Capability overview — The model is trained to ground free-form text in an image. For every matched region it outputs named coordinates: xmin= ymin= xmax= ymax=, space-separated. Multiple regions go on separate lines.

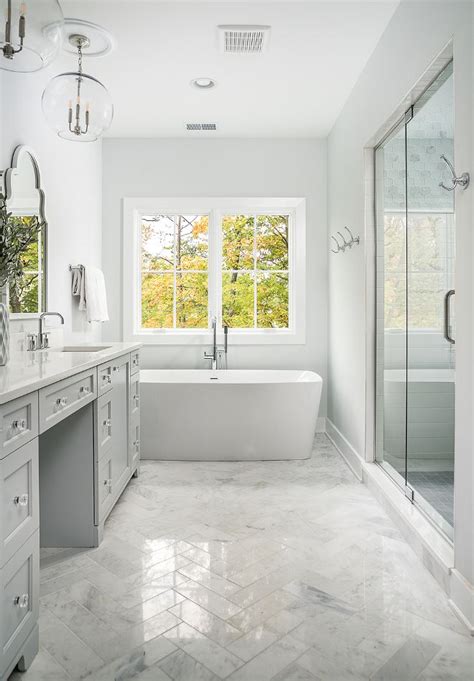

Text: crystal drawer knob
xmin=80 ymin=386 xmax=91 ymax=395
xmin=112 ymin=365 xmax=118 ymax=372
xmin=134 ymin=395 xmax=140 ymax=404
xmin=56 ymin=397 xmax=68 ymax=407
xmin=103 ymin=419 xmax=112 ymax=427
xmin=12 ymin=419 xmax=27 ymax=432
xmin=13 ymin=594 xmax=29 ymax=608
xmin=13 ymin=494 xmax=29 ymax=507
xmin=103 ymin=478 xmax=112 ymax=492
xmin=102 ymin=375 xmax=111 ymax=383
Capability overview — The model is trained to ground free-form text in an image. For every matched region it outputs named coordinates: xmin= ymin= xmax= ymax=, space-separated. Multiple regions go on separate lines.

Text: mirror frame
xmin=2 ymin=145 xmax=48 ymax=318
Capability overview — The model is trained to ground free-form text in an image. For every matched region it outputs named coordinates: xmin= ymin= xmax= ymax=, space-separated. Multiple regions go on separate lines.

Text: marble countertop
xmin=0 ymin=342 xmax=141 ymax=404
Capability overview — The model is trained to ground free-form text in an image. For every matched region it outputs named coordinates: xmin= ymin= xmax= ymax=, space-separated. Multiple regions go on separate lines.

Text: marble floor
xmin=10 ymin=435 xmax=473 ymax=681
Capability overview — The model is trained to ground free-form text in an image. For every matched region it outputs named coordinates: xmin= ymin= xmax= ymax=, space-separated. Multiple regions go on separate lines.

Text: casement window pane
xmin=140 ymin=214 xmax=209 ymax=330
xmin=141 ymin=273 xmax=174 ymax=328
xmin=222 ymin=215 xmax=254 ymax=270
xmin=256 ymin=215 xmax=289 ymax=270
xmin=176 ymin=272 xmax=208 ymax=328
xmin=222 ymin=271 xmax=254 ymax=327
xmin=256 ymin=272 xmax=289 ymax=328
xmin=177 ymin=215 xmax=208 ymax=271
xmin=141 ymin=215 xmax=174 ymax=270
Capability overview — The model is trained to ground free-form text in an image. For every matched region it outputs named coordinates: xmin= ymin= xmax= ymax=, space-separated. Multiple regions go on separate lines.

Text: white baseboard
xmin=449 ymin=569 xmax=474 ymax=635
xmin=325 ymin=418 xmax=363 ymax=480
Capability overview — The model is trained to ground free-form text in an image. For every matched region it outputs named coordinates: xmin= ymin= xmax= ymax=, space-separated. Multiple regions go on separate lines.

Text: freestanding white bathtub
xmin=140 ymin=369 xmax=323 ymax=461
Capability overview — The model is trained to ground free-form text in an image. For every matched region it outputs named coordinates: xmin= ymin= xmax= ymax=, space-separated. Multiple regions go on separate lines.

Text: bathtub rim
xmin=140 ymin=368 xmax=323 ymax=385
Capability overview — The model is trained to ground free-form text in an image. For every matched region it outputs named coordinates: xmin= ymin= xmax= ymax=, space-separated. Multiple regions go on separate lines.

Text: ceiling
xmin=60 ymin=1 xmax=400 ymax=138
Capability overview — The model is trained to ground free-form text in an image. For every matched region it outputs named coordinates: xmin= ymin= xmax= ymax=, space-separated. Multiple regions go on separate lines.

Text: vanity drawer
xmin=130 ymin=350 xmax=140 ymax=375
xmin=0 ymin=393 xmax=38 ymax=459
xmin=0 ymin=439 xmax=39 ymax=568
xmin=0 ymin=531 xmax=39 ymax=674
xmin=97 ymin=392 xmax=113 ymax=458
xmin=130 ymin=374 xmax=140 ymax=419
xmin=39 ymin=370 xmax=96 ymax=434
xmin=98 ymin=362 xmax=114 ymax=395
xmin=97 ymin=455 xmax=114 ymax=522
xmin=98 ymin=355 xmax=130 ymax=395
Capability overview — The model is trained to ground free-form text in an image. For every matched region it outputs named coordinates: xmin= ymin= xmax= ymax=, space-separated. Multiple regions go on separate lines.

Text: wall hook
xmin=344 ymin=226 xmax=360 ymax=247
xmin=330 ymin=235 xmax=341 ymax=254
xmin=439 ymin=154 xmax=470 ymax=191
xmin=337 ymin=230 xmax=351 ymax=250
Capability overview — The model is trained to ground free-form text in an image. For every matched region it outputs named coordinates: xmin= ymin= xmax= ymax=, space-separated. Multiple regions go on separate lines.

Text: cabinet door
xmin=110 ymin=355 xmax=130 ymax=493
xmin=0 ymin=439 xmax=39 ymax=568
xmin=0 ymin=531 xmax=39 ymax=678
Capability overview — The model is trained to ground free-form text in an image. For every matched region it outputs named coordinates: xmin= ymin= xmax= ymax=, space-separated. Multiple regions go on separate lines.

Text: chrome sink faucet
xmin=27 ymin=312 xmax=65 ymax=351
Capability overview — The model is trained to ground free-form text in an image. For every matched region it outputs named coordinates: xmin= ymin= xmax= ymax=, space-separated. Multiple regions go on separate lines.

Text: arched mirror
xmin=2 ymin=145 xmax=47 ymax=315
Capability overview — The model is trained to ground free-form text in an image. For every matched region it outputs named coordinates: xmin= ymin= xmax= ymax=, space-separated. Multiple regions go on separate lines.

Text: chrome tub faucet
xmin=204 ymin=317 xmax=229 ymax=369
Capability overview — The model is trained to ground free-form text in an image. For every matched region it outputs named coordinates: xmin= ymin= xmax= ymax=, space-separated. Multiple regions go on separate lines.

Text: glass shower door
xmin=405 ymin=64 xmax=455 ymax=537
xmin=375 ymin=61 xmax=455 ymax=538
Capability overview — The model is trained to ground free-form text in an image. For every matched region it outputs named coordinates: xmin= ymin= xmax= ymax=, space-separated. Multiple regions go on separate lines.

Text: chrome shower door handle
xmin=444 ymin=289 xmax=455 ymax=344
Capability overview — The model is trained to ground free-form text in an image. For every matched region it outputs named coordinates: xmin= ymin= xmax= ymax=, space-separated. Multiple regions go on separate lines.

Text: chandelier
xmin=0 ymin=0 xmax=64 ymax=72
xmin=42 ymin=33 xmax=113 ymax=142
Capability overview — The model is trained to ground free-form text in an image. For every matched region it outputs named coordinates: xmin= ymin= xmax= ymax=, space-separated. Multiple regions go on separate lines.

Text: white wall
xmin=327 ymin=0 xmax=473 ymax=621
xmin=102 ymin=138 xmax=328 ymax=413
xmin=1 ymin=66 xmax=103 ymax=343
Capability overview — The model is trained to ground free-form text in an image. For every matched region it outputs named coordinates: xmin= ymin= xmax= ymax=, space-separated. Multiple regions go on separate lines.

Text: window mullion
xmin=254 ymin=213 xmax=257 ymax=329
xmin=208 ymin=209 xmax=221 ymax=329
xmin=173 ymin=216 xmax=177 ymax=329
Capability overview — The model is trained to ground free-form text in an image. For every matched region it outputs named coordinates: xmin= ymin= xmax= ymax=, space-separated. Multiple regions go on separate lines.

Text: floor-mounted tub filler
xmin=141 ymin=369 xmax=322 ymax=460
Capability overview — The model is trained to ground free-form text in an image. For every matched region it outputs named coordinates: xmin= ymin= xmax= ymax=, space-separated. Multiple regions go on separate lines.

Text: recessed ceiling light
xmin=191 ymin=78 xmax=216 ymax=90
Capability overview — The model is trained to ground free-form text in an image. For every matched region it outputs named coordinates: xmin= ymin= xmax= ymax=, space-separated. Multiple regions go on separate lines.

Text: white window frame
xmin=123 ymin=197 xmax=306 ymax=345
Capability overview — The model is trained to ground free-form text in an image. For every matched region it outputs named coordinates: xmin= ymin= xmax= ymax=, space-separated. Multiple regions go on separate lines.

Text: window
xmin=9 ymin=216 xmax=46 ymax=315
xmin=124 ymin=198 xmax=305 ymax=344
xmin=141 ymin=214 xmax=209 ymax=329
xmin=222 ymin=215 xmax=289 ymax=329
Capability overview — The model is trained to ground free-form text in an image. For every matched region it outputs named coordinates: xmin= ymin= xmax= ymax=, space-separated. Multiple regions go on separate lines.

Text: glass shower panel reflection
xmin=406 ymin=64 xmax=455 ymax=535
xmin=375 ymin=121 xmax=407 ymax=486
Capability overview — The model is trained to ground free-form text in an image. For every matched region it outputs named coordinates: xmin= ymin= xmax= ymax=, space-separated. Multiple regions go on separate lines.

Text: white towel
xmin=72 ymin=265 xmax=109 ymax=323
xmin=84 ymin=266 xmax=109 ymax=323
xmin=71 ymin=266 xmax=86 ymax=311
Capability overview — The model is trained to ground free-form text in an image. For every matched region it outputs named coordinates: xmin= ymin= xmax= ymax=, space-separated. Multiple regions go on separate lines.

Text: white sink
xmin=55 ymin=345 xmax=112 ymax=353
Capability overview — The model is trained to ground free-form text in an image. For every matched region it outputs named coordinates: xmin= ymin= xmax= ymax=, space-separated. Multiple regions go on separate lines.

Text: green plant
xmin=0 ymin=193 xmax=44 ymax=293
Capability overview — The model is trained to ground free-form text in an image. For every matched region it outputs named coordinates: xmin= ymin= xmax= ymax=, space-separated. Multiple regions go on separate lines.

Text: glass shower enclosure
xmin=375 ymin=62 xmax=455 ymax=538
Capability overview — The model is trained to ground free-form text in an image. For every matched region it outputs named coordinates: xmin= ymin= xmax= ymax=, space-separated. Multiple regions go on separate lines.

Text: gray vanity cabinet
xmin=0 ymin=346 xmax=140 ymax=680
xmin=95 ymin=353 xmax=135 ymax=526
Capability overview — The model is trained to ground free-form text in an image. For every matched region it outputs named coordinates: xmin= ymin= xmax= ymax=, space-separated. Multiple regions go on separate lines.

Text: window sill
xmin=125 ymin=330 xmax=306 ymax=346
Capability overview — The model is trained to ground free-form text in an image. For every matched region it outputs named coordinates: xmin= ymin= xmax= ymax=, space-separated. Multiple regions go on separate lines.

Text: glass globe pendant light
xmin=0 ymin=0 xmax=64 ymax=72
xmin=42 ymin=34 xmax=113 ymax=142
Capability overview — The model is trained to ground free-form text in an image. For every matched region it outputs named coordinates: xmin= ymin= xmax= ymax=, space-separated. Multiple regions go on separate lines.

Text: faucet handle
xmin=40 ymin=332 xmax=50 ymax=349
xmin=27 ymin=334 xmax=37 ymax=352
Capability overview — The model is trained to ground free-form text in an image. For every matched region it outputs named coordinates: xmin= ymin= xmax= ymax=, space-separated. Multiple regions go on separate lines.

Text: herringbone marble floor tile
xmin=9 ymin=435 xmax=473 ymax=681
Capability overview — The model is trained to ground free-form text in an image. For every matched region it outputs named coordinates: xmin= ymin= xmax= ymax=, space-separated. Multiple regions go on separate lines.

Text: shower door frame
xmin=372 ymin=59 xmax=455 ymax=541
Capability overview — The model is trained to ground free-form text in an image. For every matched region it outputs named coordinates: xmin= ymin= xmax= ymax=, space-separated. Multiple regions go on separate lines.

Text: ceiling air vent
xmin=186 ymin=123 xmax=217 ymax=131
xmin=218 ymin=25 xmax=271 ymax=54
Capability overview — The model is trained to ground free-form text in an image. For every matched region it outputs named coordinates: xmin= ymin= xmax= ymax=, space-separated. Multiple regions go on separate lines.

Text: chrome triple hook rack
xmin=439 ymin=154 xmax=470 ymax=191
xmin=330 ymin=226 xmax=360 ymax=254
